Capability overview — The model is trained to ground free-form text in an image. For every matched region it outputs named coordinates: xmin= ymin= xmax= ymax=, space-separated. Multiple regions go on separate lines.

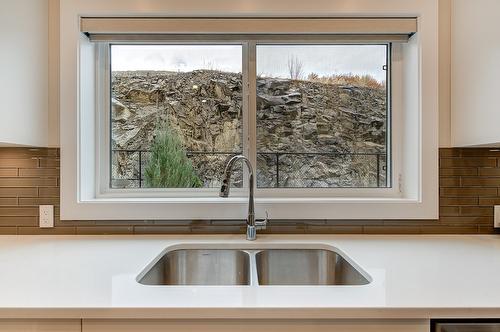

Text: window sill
xmin=61 ymin=196 xmax=437 ymax=221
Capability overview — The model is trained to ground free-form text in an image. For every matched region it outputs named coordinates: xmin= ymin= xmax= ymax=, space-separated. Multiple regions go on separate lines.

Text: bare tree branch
xmin=287 ymin=55 xmax=304 ymax=80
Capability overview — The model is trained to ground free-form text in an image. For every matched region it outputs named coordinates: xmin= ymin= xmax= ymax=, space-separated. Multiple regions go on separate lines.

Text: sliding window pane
xmin=256 ymin=44 xmax=389 ymax=188
xmin=110 ymin=45 xmax=243 ymax=189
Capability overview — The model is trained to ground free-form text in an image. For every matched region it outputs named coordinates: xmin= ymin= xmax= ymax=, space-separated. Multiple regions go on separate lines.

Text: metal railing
xmin=257 ymin=151 xmax=387 ymax=188
xmin=111 ymin=149 xmax=387 ymax=188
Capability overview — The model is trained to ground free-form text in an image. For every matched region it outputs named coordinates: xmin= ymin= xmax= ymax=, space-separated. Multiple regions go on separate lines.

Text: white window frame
xmin=60 ymin=5 xmax=439 ymax=222
xmin=97 ymin=40 xmax=399 ymax=199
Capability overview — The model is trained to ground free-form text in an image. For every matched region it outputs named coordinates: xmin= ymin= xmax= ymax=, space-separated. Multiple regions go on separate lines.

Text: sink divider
xmin=245 ymin=250 xmax=261 ymax=286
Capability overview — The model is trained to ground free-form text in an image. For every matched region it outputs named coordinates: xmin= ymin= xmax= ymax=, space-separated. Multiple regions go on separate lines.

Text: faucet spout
xmin=220 ymin=155 xmax=267 ymax=240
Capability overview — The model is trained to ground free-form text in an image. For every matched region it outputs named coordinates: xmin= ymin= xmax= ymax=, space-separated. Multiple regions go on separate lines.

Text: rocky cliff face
xmin=256 ymin=78 xmax=386 ymax=153
xmin=111 ymin=70 xmax=387 ymax=188
xmin=112 ymin=70 xmax=243 ymax=152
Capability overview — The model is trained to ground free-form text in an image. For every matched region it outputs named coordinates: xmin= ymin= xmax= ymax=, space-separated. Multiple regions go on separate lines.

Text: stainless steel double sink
xmin=138 ymin=248 xmax=370 ymax=286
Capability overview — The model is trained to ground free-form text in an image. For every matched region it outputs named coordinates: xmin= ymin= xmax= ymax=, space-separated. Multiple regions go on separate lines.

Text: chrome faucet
xmin=220 ymin=155 xmax=268 ymax=241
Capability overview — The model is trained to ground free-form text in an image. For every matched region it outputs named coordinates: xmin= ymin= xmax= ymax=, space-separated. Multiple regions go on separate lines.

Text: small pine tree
xmin=144 ymin=124 xmax=203 ymax=188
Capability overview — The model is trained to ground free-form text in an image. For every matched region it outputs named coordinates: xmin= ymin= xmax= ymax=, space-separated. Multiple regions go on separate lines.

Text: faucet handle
xmin=219 ymin=178 xmax=230 ymax=197
xmin=255 ymin=211 xmax=269 ymax=230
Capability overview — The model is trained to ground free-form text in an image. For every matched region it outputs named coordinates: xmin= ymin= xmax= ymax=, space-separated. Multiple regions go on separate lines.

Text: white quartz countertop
xmin=0 ymin=234 xmax=500 ymax=319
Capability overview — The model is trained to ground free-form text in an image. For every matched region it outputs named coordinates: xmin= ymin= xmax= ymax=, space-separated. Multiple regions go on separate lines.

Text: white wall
xmin=451 ymin=0 xmax=500 ymax=147
xmin=48 ymin=0 xmax=60 ymax=147
xmin=438 ymin=0 xmax=451 ymax=147
xmin=0 ymin=0 xmax=49 ymax=147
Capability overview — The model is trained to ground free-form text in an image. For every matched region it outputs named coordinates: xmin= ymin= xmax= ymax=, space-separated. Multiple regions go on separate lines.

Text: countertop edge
xmin=1 ymin=307 xmax=500 ymax=320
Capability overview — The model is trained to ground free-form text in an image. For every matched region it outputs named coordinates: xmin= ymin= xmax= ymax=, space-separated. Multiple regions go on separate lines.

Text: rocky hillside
xmin=111 ymin=70 xmax=387 ymax=188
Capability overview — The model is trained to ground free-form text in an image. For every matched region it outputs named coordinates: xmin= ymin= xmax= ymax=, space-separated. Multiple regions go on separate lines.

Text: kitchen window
xmin=60 ymin=16 xmax=438 ymax=220
xmin=107 ymin=42 xmax=390 ymax=191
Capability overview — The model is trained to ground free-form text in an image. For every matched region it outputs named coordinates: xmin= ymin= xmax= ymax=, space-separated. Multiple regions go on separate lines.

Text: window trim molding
xmin=81 ymin=17 xmax=417 ymax=37
xmin=60 ymin=6 xmax=439 ymax=221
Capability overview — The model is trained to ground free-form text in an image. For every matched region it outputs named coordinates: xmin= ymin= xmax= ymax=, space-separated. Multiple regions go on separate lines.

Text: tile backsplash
xmin=0 ymin=147 xmax=498 ymax=235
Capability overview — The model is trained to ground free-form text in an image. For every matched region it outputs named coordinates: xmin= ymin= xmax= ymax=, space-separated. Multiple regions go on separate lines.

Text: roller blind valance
xmin=81 ymin=17 xmax=417 ymax=42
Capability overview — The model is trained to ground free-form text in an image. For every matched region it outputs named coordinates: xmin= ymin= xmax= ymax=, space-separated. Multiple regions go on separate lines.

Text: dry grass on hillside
xmin=306 ymin=73 xmax=385 ymax=89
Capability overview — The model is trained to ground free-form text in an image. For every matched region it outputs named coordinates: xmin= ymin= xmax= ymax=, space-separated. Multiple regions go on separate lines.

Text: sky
xmin=111 ymin=44 xmax=387 ymax=82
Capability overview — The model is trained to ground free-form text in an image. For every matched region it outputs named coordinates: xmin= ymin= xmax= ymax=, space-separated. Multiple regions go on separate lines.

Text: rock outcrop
xmin=111 ymin=70 xmax=387 ymax=188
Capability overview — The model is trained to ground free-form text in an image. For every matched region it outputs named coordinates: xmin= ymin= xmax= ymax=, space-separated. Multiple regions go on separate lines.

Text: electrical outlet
xmin=39 ymin=205 xmax=54 ymax=228
xmin=495 ymin=206 xmax=500 ymax=228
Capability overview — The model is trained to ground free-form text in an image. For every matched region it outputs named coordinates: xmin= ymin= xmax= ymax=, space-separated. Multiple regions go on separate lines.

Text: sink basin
xmin=138 ymin=249 xmax=250 ymax=285
xmin=137 ymin=247 xmax=370 ymax=286
xmin=256 ymin=249 xmax=369 ymax=285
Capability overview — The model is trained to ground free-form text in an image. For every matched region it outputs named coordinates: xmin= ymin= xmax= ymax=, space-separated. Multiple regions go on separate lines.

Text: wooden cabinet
xmin=0 ymin=318 xmax=429 ymax=331
xmin=0 ymin=320 xmax=80 ymax=332
xmin=451 ymin=0 xmax=500 ymax=147
xmin=82 ymin=319 xmax=429 ymax=332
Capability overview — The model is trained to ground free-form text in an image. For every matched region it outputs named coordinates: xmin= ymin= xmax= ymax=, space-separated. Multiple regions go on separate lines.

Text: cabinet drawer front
xmin=83 ymin=319 xmax=429 ymax=332
xmin=0 ymin=320 xmax=80 ymax=332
